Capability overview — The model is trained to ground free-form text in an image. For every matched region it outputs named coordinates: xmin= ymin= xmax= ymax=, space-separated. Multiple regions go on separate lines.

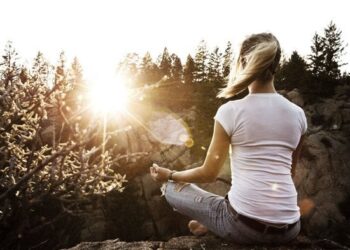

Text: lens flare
xmin=148 ymin=112 xmax=192 ymax=146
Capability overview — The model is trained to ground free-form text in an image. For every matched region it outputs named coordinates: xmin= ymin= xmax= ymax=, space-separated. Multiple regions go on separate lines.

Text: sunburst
xmin=87 ymin=74 xmax=130 ymax=115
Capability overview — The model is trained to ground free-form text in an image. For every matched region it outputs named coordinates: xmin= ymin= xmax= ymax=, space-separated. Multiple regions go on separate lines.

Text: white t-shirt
xmin=214 ymin=92 xmax=307 ymax=224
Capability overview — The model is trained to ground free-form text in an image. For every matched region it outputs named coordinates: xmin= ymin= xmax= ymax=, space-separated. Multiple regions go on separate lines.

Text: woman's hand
xmin=150 ymin=163 xmax=172 ymax=183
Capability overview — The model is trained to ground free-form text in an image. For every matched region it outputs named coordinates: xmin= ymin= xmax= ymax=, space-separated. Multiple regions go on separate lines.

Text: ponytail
xmin=218 ymin=33 xmax=281 ymax=98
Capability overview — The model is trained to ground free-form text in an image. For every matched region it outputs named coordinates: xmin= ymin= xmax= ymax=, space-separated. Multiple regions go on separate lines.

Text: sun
xmin=87 ymin=75 xmax=130 ymax=114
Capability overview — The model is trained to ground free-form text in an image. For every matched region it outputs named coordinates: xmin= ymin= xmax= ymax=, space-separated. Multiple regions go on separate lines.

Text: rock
xmin=80 ymin=221 xmax=106 ymax=242
xmin=151 ymin=144 xmax=192 ymax=170
xmin=174 ymin=149 xmax=192 ymax=168
xmin=63 ymin=88 xmax=350 ymax=249
xmin=64 ymin=235 xmax=348 ymax=250
xmin=139 ymin=174 xmax=162 ymax=200
xmin=314 ymin=99 xmax=344 ymax=124
xmin=147 ymin=196 xmax=171 ymax=221
xmin=140 ymin=220 xmax=156 ymax=239
xmin=341 ymin=108 xmax=350 ymax=124
xmin=295 ymin=129 xmax=350 ymax=238
xmin=334 ymin=85 xmax=350 ymax=100
xmin=140 ymin=134 xmax=153 ymax=153
xmin=278 ymin=89 xmax=288 ymax=96
xmin=287 ymin=88 xmax=305 ymax=107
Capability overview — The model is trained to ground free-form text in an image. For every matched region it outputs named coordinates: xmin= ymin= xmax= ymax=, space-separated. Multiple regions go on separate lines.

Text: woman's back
xmin=215 ymin=92 xmax=307 ymax=224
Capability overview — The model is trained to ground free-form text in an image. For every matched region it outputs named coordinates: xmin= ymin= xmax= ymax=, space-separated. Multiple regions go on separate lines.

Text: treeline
xmin=1 ymin=21 xmax=348 ymax=102
xmin=117 ymin=21 xmax=349 ymax=102
xmin=275 ymin=21 xmax=349 ymax=99
xmin=117 ymin=40 xmax=233 ymax=88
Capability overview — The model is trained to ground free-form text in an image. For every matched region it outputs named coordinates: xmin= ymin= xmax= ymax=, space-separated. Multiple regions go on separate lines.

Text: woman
xmin=150 ymin=33 xmax=307 ymax=244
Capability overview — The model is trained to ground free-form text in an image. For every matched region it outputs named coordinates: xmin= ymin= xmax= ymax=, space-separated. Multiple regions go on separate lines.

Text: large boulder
xmin=294 ymin=129 xmax=350 ymax=240
xmin=286 ymin=88 xmax=305 ymax=107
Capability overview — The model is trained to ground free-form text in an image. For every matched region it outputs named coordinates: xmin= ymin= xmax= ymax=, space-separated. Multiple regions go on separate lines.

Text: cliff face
xmin=285 ymin=86 xmax=350 ymax=243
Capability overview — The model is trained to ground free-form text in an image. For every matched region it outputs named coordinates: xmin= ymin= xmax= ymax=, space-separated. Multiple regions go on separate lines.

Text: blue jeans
xmin=164 ymin=181 xmax=301 ymax=244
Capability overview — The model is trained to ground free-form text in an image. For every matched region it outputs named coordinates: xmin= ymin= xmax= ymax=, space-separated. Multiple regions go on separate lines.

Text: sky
xmin=0 ymin=0 xmax=349 ymax=83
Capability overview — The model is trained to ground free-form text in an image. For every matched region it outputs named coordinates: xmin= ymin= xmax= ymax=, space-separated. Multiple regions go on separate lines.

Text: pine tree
xmin=170 ymin=53 xmax=183 ymax=82
xmin=0 ymin=41 xmax=20 ymax=86
xmin=307 ymin=22 xmax=347 ymax=98
xmin=183 ymin=54 xmax=195 ymax=84
xmin=323 ymin=21 xmax=347 ymax=79
xmin=159 ymin=47 xmax=171 ymax=79
xmin=55 ymin=51 xmax=67 ymax=88
xmin=117 ymin=53 xmax=140 ymax=87
xmin=139 ymin=52 xmax=160 ymax=85
xmin=309 ymin=22 xmax=346 ymax=80
xmin=69 ymin=57 xmax=84 ymax=86
xmin=277 ymin=51 xmax=310 ymax=91
xmin=208 ymin=47 xmax=223 ymax=86
xmin=308 ymin=33 xmax=325 ymax=78
xmin=193 ymin=40 xmax=208 ymax=83
xmin=66 ymin=57 xmax=85 ymax=110
xmin=222 ymin=41 xmax=233 ymax=79
xmin=32 ymin=51 xmax=51 ymax=85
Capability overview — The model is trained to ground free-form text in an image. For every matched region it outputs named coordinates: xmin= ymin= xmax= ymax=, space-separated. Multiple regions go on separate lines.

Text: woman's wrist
xmin=168 ymin=170 xmax=177 ymax=181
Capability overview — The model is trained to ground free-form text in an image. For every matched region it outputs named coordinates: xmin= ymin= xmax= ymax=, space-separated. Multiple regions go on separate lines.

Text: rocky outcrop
xmin=286 ymin=88 xmax=305 ymax=107
xmin=65 ymin=235 xmax=349 ymax=250
xmin=67 ymin=87 xmax=350 ymax=247
xmin=286 ymin=86 xmax=350 ymax=243
xmin=76 ymin=108 xmax=196 ymax=242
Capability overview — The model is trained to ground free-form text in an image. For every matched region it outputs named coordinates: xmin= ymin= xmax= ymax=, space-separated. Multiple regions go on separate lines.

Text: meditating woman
xmin=150 ymin=33 xmax=307 ymax=244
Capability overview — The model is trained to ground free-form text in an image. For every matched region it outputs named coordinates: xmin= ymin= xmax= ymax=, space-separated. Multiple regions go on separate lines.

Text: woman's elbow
xmin=207 ymin=175 xmax=217 ymax=183
xmin=199 ymin=165 xmax=219 ymax=183
xmin=203 ymin=169 xmax=218 ymax=183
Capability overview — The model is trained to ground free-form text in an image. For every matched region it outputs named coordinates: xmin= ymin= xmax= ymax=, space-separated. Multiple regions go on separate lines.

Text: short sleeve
xmin=214 ymin=103 xmax=234 ymax=137
xmin=300 ymin=109 xmax=308 ymax=135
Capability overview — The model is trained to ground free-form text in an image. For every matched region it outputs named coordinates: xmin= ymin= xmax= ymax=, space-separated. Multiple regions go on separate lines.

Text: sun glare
xmin=87 ymin=75 xmax=130 ymax=114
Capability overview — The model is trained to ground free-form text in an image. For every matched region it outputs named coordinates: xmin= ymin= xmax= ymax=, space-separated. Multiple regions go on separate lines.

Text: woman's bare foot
xmin=188 ymin=220 xmax=208 ymax=236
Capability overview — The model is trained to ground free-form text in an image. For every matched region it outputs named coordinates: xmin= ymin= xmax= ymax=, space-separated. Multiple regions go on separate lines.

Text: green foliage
xmin=275 ymin=51 xmax=311 ymax=91
xmin=323 ymin=21 xmax=346 ymax=79
xmin=208 ymin=47 xmax=223 ymax=87
xmin=306 ymin=21 xmax=348 ymax=98
xmin=183 ymin=54 xmax=195 ymax=85
xmin=170 ymin=53 xmax=183 ymax=82
xmin=193 ymin=40 xmax=209 ymax=83
xmin=159 ymin=47 xmax=172 ymax=79
xmin=117 ymin=53 xmax=140 ymax=87
xmin=222 ymin=41 xmax=233 ymax=79
xmin=309 ymin=33 xmax=326 ymax=78
xmin=139 ymin=52 xmax=161 ymax=85
xmin=274 ymin=21 xmax=348 ymax=101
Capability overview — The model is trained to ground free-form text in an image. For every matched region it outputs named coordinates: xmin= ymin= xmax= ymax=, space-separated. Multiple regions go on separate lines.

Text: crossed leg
xmin=163 ymin=181 xmax=237 ymax=240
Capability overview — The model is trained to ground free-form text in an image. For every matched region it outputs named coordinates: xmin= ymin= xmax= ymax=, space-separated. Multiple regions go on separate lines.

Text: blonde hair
xmin=217 ymin=33 xmax=281 ymax=98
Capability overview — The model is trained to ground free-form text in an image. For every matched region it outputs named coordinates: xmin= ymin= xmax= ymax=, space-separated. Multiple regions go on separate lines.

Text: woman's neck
xmin=248 ymin=79 xmax=276 ymax=94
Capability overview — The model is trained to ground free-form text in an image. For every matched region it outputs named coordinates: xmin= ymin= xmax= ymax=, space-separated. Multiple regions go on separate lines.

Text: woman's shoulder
xmin=219 ymin=98 xmax=246 ymax=109
xmin=277 ymin=94 xmax=305 ymax=113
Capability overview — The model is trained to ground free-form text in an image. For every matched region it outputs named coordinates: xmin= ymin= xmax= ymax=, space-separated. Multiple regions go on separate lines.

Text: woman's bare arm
xmin=150 ymin=120 xmax=230 ymax=183
xmin=170 ymin=121 xmax=230 ymax=183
